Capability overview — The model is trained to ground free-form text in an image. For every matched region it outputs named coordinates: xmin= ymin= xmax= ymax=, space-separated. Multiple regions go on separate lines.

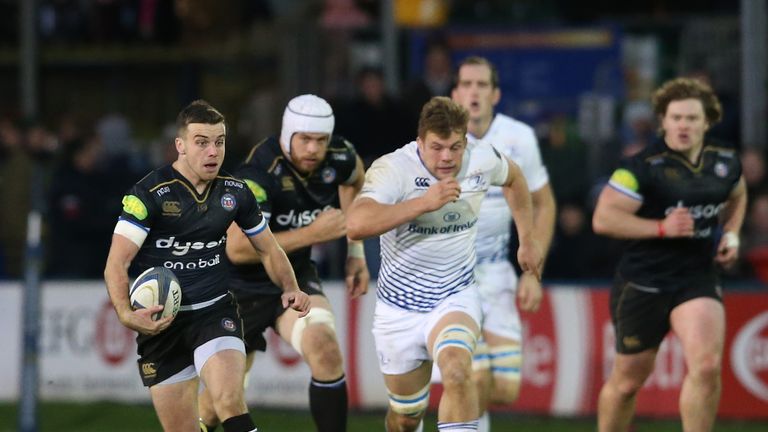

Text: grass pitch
xmin=0 ymin=402 xmax=766 ymax=431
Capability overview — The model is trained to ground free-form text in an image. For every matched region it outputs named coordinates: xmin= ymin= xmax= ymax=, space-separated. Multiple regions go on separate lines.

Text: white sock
xmin=437 ymin=419 xmax=479 ymax=431
xmin=477 ymin=411 xmax=490 ymax=432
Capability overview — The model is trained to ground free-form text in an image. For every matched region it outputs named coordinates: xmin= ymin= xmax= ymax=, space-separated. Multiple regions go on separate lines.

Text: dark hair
xmin=176 ymin=100 xmax=225 ymax=136
xmin=417 ymin=96 xmax=468 ymax=140
xmin=455 ymin=56 xmax=499 ymax=88
xmin=652 ymin=78 xmax=723 ymax=126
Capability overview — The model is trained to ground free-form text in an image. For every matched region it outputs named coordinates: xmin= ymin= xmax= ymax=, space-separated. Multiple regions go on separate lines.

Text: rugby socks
xmin=221 ymin=413 xmax=257 ymax=432
xmin=309 ymin=375 xmax=348 ymax=432
xmin=477 ymin=411 xmax=490 ymax=432
xmin=437 ymin=419 xmax=480 ymax=431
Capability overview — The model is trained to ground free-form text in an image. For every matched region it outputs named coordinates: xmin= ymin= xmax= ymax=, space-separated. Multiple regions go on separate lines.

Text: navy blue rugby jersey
xmin=607 ymin=139 xmax=742 ymax=289
xmin=118 ymin=165 xmax=266 ymax=305
xmin=230 ymin=135 xmax=358 ymax=294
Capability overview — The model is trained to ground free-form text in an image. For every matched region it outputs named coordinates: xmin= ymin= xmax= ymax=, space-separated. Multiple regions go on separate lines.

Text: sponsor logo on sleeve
xmin=244 ymin=179 xmax=268 ymax=203
xmin=610 ymin=168 xmax=639 ymax=192
xmin=122 ymin=195 xmax=148 ymax=220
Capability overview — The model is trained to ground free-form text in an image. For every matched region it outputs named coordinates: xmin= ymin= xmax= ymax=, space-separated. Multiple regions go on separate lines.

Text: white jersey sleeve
xmin=358 ymin=153 xmax=405 ymax=205
xmin=472 ymin=114 xmax=549 ymax=264
xmin=488 ymin=146 xmax=510 ymax=187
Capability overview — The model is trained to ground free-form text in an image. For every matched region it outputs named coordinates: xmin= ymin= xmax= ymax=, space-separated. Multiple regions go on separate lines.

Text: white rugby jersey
xmin=360 ymin=141 xmax=509 ymax=312
xmin=471 ymin=114 xmax=549 ymax=264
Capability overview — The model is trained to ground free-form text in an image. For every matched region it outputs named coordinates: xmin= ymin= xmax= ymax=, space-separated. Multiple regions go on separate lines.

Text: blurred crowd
xmin=1 ymin=0 xmax=277 ymax=46
xmin=1 ymin=56 xmax=766 ymax=286
xmin=1 ymin=0 xmax=765 ymax=287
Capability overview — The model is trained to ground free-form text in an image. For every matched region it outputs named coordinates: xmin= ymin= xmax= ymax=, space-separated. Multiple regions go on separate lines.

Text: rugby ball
xmin=129 ymin=267 xmax=182 ymax=320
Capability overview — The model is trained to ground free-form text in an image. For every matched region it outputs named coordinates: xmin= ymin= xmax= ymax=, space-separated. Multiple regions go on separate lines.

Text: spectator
xmin=620 ymin=101 xmax=655 ymax=157
xmin=46 ymin=133 xmax=117 ymax=278
xmin=402 ymin=39 xmax=454 ymax=133
xmin=334 ymin=66 xmax=409 ymax=167
xmin=740 ymin=148 xmax=767 ymax=197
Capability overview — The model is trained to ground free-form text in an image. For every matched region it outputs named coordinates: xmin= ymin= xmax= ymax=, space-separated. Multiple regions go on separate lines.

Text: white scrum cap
xmin=280 ymin=94 xmax=335 ymax=155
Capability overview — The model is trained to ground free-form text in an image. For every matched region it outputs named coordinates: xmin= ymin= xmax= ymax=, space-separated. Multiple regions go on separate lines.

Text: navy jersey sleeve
xmin=608 ymin=154 xmax=648 ymax=201
xmin=729 ymin=152 xmax=743 ymax=190
xmin=331 ymin=136 xmax=360 ymax=185
xmin=233 ymin=179 xmax=267 ymax=237
xmin=235 ymin=163 xmax=276 ymax=218
xmin=119 ymin=183 xmax=160 ymax=230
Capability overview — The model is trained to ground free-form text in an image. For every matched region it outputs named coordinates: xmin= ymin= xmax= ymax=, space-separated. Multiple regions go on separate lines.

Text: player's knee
xmin=211 ymin=387 xmax=244 ymax=414
xmin=293 ymin=308 xmax=342 ymax=374
xmin=689 ymin=352 xmax=722 ymax=382
xmin=688 ymin=353 xmax=722 ymax=377
xmin=441 ymin=363 xmax=473 ymax=392
xmin=302 ymin=320 xmax=339 ymax=352
xmin=302 ymin=325 xmax=343 ymax=373
xmin=290 ymin=307 xmax=337 ymax=353
xmin=387 ymin=384 xmax=430 ymax=423
xmin=438 ymin=351 xmax=473 ymax=391
xmin=434 ymin=325 xmax=476 ymax=390
xmin=613 ymin=375 xmax=646 ymax=397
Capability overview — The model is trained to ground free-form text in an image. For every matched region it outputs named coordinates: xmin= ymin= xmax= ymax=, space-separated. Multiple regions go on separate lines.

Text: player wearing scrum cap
xmin=198 ymin=94 xmax=368 ymax=432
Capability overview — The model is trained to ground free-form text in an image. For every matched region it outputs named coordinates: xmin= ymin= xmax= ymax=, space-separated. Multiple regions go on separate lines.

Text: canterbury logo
xmin=414 ymin=177 xmax=430 ymax=188
xmin=141 ymin=363 xmax=157 ymax=376
xmin=162 ymin=201 xmax=181 ymax=215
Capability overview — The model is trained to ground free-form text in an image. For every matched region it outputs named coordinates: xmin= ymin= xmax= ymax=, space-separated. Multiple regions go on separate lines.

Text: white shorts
xmin=372 ymin=286 xmax=482 ymax=375
xmin=476 ymin=261 xmax=522 ymax=342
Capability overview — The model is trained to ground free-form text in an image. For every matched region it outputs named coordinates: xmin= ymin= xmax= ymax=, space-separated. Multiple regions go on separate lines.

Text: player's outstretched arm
xmin=339 ymin=155 xmax=370 ymax=298
xmin=225 ymin=222 xmax=262 ymax=264
xmin=530 ymin=183 xmax=557 ymax=265
xmin=716 ymin=176 xmax=747 ymax=267
xmin=246 ymin=226 xmax=310 ymax=317
xmin=104 ymin=234 xmax=172 ymax=335
xmin=501 ymin=159 xmax=541 ymax=276
xmin=347 ymin=177 xmax=461 ymax=240
xmin=226 ymin=211 xmax=347 ymax=265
